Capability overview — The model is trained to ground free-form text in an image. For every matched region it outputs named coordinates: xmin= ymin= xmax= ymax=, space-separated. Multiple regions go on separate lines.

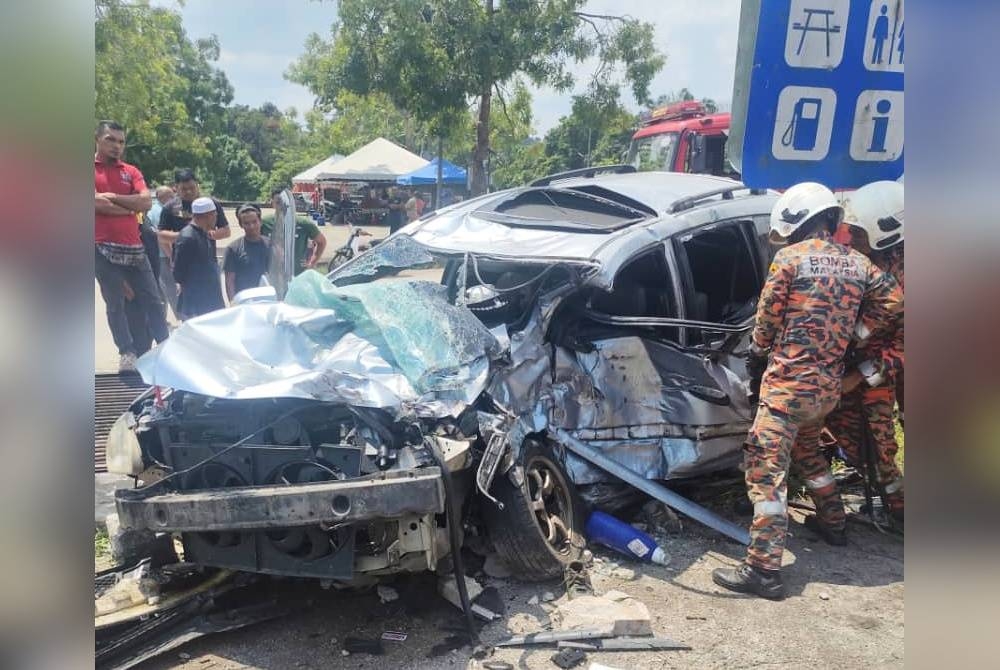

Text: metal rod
xmin=554 ymin=428 xmax=751 ymax=545
xmin=497 ymin=627 xmax=612 ymax=647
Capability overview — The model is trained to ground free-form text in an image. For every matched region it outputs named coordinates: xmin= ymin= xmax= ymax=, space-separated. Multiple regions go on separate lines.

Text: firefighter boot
xmin=712 ymin=563 xmax=785 ymax=600
xmin=804 ymin=514 xmax=847 ymax=546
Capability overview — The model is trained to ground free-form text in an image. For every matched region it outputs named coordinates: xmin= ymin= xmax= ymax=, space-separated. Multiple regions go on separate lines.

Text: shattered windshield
xmin=327 ymin=234 xmax=441 ymax=286
xmin=285 ymin=270 xmax=499 ymax=394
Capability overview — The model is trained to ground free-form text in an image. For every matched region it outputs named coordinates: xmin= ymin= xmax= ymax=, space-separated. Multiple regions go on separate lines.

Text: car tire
xmin=484 ymin=438 xmax=586 ymax=581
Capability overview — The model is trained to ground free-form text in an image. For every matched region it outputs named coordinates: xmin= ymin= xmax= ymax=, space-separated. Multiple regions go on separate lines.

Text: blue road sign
xmin=729 ymin=0 xmax=904 ymax=189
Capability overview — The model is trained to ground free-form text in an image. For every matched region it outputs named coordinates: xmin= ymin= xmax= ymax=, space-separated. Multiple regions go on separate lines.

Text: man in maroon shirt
xmin=94 ymin=120 xmax=169 ymax=373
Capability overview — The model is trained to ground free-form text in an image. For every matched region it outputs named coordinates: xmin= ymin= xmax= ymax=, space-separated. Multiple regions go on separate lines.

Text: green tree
xmin=225 ymin=103 xmax=302 ymax=174
xmin=206 ymin=135 xmax=265 ymax=200
xmin=95 ymin=0 xmax=234 ymax=183
xmin=288 ymin=0 xmax=664 ymax=195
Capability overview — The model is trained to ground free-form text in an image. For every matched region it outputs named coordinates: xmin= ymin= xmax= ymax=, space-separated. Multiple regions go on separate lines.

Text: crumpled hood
xmin=136 ymin=271 xmax=500 ymax=418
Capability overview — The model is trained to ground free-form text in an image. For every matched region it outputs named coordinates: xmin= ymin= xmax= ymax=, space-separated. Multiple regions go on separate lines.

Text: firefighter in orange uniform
xmin=825 ymin=180 xmax=905 ymax=522
xmin=712 ymin=182 xmax=903 ymax=600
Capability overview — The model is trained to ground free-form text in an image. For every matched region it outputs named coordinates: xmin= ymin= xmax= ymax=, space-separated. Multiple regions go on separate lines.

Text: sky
xmin=151 ymin=0 xmax=743 ymax=135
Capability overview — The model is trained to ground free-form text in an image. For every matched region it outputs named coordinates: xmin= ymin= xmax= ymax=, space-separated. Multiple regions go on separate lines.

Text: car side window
xmin=674 ymin=220 xmax=762 ymax=329
xmin=590 ymin=246 xmax=677 ymax=320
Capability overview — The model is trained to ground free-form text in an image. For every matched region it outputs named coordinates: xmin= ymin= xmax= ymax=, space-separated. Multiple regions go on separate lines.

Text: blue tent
xmin=396 ymin=157 xmax=467 ymax=185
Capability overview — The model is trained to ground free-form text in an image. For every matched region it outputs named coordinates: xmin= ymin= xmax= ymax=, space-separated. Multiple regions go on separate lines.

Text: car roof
xmin=406 ymin=172 xmax=777 ymax=286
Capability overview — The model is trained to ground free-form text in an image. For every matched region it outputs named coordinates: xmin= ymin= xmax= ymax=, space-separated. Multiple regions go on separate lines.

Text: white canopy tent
xmin=291 ymin=154 xmax=346 ymax=184
xmin=316 ymin=138 xmax=428 ymax=181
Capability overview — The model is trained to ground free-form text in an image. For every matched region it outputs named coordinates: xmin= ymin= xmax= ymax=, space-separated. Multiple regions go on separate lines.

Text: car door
xmin=552 ymin=237 xmax=758 ymax=483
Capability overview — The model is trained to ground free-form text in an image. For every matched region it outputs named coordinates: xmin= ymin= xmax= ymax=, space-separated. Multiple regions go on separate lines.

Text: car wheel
xmin=484 ymin=438 xmax=585 ymax=581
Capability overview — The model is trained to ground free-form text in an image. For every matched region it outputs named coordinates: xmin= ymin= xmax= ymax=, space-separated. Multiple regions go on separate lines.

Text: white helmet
xmin=844 ymin=180 xmax=904 ymax=250
xmin=768 ymin=182 xmax=842 ymax=244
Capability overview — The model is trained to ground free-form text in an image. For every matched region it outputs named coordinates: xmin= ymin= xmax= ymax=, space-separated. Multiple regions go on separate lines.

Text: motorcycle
xmin=324 ymin=224 xmax=381 ymax=273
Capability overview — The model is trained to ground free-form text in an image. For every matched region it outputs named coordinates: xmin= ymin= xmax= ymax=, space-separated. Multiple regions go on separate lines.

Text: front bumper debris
xmin=116 ymin=467 xmax=445 ymax=532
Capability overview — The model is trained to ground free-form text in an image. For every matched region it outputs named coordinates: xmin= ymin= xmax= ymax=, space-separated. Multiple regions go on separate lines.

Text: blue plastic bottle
xmin=585 ymin=510 xmax=669 ymax=565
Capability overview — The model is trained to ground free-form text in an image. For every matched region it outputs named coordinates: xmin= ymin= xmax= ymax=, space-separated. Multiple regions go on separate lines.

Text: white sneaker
xmin=118 ymin=352 xmax=138 ymax=373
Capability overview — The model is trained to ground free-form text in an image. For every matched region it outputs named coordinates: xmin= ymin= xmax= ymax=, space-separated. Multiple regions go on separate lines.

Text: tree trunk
xmin=470 ymin=85 xmax=492 ymax=195
xmin=435 ymin=134 xmax=443 ymax=208
xmin=469 ymin=0 xmax=494 ymax=196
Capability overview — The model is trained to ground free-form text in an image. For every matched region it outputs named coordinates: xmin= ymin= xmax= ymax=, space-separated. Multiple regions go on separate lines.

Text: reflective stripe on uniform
xmin=884 ymin=477 xmax=904 ymax=494
xmin=754 ymin=500 xmax=787 ymax=517
xmin=855 ymin=321 xmax=872 ymax=342
xmin=805 ymin=473 xmax=835 ymax=490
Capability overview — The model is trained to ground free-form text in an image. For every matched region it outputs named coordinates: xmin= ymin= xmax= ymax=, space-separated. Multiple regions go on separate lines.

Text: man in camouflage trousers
xmin=824 ymin=181 xmax=905 ymax=522
xmin=712 ymin=182 xmax=903 ymax=600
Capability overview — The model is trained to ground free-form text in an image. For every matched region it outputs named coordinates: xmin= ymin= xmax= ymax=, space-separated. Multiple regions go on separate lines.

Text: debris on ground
xmin=482 ymin=662 xmax=515 ymax=670
xmin=95 ymin=565 xmax=289 ymax=670
xmin=641 ymin=499 xmax=683 ymax=535
xmin=527 ymin=595 xmax=540 ymax=606
xmin=551 ymin=647 xmax=588 ymax=669
xmin=497 ymin=628 xmax=611 ymax=647
xmin=553 ymin=590 xmax=653 ymax=637
xmin=482 ymin=554 xmax=513 ymax=579
xmin=564 ymin=560 xmax=595 ymax=599
xmin=376 ymin=584 xmax=399 ymax=604
xmin=542 ymin=591 xmax=556 ymax=602
xmin=437 ymin=574 xmax=500 ymax=621
xmin=558 ymin=637 xmax=690 ymax=651
xmin=819 ymin=592 xmax=831 ymax=601
xmin=380 ymin=631 xmax=407 ymax=641
xmin=343 ymin=636 xmax=384 ymax=655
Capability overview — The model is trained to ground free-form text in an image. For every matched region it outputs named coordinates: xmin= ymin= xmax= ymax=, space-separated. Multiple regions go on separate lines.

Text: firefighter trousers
xmin=745 ymin=399 xmax=846 ymax=571
xmin=825 ymin=385 xmax=903 ymax=495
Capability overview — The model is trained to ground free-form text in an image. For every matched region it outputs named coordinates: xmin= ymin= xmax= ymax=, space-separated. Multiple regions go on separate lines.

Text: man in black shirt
xmin=173 ymin=197 xmax=225 ymax=319
xmin=223 ymin=204 xmax=272 ymax=303
xmin=157 ymin=168 xmax=231 ymax=257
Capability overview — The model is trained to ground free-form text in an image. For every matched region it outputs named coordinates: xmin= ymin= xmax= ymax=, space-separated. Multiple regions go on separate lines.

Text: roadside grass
xmin=95 ymin=527 xmax=110 ymax=564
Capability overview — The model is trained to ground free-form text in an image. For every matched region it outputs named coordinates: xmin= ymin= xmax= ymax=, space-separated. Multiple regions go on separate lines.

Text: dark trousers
xmin=95 ymin=249 xmax=169 ymax=355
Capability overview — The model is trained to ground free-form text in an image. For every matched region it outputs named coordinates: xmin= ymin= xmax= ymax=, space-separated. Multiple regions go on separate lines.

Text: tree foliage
xmin=95 ymin=0 xmax=299 ymax=199
xmin=288 ymin=0 xmax=664 ymax=194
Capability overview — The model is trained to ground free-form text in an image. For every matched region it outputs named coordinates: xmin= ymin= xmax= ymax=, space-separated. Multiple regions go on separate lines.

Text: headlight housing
xmin=106 ymin=411 xmax=143 ymax=476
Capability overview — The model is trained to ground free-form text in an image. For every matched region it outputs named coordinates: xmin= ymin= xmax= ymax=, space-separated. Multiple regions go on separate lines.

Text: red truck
xmin=625 ymin=100 xmax=738 ymax=179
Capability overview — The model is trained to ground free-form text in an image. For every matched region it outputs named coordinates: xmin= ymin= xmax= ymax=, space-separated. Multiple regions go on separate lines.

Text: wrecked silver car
xmin=108 ymin=169 xmax=778 ymax=583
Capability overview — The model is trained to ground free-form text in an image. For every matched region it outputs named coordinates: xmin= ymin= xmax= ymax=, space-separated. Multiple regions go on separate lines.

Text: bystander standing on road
xmin=173 ymin=197 xmax=226 ymax=319
xmin=123 ymin=211 xmax=165 ymax=355
xmin=262 ymin=187 xmax=327 ymax=274
xmin=223 ymin=204 xmax=271 ymax=303
xmin=94 ymin=120 xmax=169 ymax=373
xmin=157 ymin=169 xmax=231 ymax=260
xmin=404 ymin=188 xmax=420 ymax=223
xmin=386 ymin=186 xmax=406 ymax=234
xmin=148 ymin=185 xmax=180 ymax=316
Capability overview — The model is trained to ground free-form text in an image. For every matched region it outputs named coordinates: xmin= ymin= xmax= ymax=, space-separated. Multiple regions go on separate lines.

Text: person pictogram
xmin=871 ymin=5 xmax=890 ymax=64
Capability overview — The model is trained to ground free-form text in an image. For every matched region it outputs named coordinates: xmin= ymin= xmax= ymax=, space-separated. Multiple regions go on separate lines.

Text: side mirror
xmin=690 ymin=134 xmax=708 ymax=174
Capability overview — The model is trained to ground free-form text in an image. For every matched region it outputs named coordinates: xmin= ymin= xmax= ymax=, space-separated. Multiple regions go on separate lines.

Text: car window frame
xmin=662 ymin=217 xmax=768 ymax=347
